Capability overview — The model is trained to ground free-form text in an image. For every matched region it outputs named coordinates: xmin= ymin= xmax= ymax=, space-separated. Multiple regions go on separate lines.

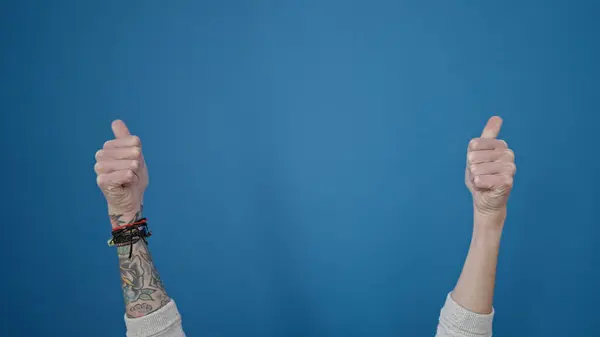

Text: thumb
xmin=111 ymin=120 xmax=131 ymax=139
xmin=481 ymin=116 xmax=503 ymax=139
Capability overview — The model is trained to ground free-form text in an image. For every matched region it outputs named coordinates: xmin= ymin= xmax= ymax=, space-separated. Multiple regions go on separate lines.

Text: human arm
xmin=435 ymin=215 xmax=502 ymax=337
xmin=95 ymin=120 xmax=185 ymax=336
xmin=118 ymin=219 xmax=185 ymax=337
xmin=436 ymin=116 xmax=516 ymax=336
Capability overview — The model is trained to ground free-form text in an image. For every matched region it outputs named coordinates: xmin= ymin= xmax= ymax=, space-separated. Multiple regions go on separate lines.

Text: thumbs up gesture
xmin=95 ymin=120 xmax=149 ymax=227
xmin=465 ymin=116 xmax=516 ymax=224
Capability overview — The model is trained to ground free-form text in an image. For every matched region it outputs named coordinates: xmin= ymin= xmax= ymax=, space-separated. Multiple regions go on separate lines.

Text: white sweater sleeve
xmin=125 ymin=300 xmax=185 ymax=337
xmin=435 ymin=293 xmax=494 ymax=337
xmin=124 ymin=293 xmax=491 ymax=337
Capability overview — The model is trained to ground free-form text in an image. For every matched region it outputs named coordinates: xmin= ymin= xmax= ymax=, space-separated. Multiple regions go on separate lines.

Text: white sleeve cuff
xmin=437 ymin=293 xmax=494 ymax=337
xmin=125 ymin=300 xmax=185 ymax=337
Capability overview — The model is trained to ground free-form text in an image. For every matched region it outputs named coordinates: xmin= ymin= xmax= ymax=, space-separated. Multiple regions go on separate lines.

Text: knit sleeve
xmin=435 ymin=293 xmax=494 ymax=337
xmin=125 ymin=300 xmax=185 ymax=337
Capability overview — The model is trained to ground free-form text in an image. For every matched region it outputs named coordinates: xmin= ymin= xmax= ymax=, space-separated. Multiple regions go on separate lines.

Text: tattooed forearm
xmin=119 ymin=241 xmax=170 ymax=318
xmin=110 ymin=207 xmax=143 ymax=228
xmin=113 ymin=210 xmax=170 ymax=318
xmin=110 ymin=214 xmax=126 ymax=227
xmin=129 ymin=303 xmax=153 ymax=317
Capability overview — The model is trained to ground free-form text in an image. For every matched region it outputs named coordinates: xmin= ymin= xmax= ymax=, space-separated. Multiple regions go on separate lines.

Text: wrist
xmin=109 ymin=207 xmax=143 ymax=228
xmin=472 ymin=207 xmax=505 ymax=248
xmin=474 ymin=206 xmax=506 ymax=228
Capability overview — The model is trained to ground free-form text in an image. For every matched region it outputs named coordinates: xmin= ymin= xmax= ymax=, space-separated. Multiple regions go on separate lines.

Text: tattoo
xmin=110 ymin=214 xmax=126 ymax=226
xmin=109 ymin=206 xmax=143 ymax=227
xmin=113 ymin=207 xmax=170 ymax=318
xmin=129 ymin=303 xmax=154 ymax=318
xmin=120 ymin=255 xmax=156 ymax=303
xmin=140 ymin=251 xmax=166 ymax=290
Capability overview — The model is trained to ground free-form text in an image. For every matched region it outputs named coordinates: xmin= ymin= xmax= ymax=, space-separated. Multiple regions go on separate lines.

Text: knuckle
xmin=95 ymin=150 xmax=103 ymax=160
xmin=467 ymin=152 xmax=475 ymax=163
xmin=131 ymin=160 xmax=140 ymax=170
xmin=469 ymin=138 xmax=479 ymax=148
xmin=131 ymin=147 xmax=141 ymax=158
xmin=96 ymin=175 xmax=106 ymax=187
xmin=94 ymin=162 xmax=103 ymax=173
xmin=103 ymin=140 xmax=112 ymax=148
xmin=131 ymin=136 xmax=142 ymax=147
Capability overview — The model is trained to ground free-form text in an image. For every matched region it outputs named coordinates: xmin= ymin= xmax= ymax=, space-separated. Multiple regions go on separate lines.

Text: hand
xmin=95 ymin=120 xmax=149 ymax=227
xmin=465 ymin=116 xmax=516 ymax=226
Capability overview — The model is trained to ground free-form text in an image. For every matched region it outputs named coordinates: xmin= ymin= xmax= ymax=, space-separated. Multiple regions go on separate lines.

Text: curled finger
xmin=473 ymin=174 xmax=514 ymax=190
xmin=95 ymin=147 xmax=141 ymax=161
xmin=96 ymin=170 xmax=137 ymax=188
xmin=95 ymin=160 xmax=140 ymax=174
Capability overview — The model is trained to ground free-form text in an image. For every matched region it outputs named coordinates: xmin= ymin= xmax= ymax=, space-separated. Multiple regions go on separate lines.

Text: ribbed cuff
xmin=125 ymin=300 xmax=183 ymax=337
xmin=438 ymin=293 xmax=494 ymax=336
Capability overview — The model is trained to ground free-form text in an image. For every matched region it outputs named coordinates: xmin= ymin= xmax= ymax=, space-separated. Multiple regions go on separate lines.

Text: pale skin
xmin=95 ymin=120 xmax=169 ymax=318
xmin=453 ymin=116 xmax=516 ymax=314
xmin=94 ymin=117 xmax=515 ymax=325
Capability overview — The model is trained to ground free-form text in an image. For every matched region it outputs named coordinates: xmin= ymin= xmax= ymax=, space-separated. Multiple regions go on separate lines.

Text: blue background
xmin=1 ymin=1 xmax=599 ymax=336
